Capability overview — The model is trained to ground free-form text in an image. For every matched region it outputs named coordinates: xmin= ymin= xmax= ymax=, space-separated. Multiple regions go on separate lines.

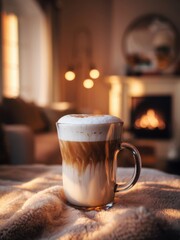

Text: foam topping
xmin=56 ymin=114 xmax=123 ymax=141
xmin=57 ymin=114 xmax=122 ymax=125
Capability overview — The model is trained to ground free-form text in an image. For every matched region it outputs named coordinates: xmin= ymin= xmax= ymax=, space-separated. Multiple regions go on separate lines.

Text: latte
xmin=57 ymin=114 xmax=122 ymax=208
xmin=57 ymin=114 xmax=141 ymax=209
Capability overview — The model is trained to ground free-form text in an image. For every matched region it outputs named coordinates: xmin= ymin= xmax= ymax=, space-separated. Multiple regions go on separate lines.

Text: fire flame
xmin=135 ymin=109 xmax=166 ymax=130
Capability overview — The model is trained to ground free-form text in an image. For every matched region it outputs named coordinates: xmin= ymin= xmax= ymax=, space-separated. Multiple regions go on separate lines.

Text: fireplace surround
xmin=106 ymin=75 xmax=180 ymax=161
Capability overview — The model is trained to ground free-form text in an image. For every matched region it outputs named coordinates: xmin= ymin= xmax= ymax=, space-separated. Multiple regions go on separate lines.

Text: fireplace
xmin=107 ymin=75 xmax=180 ymax=162
xmin=130 ymin=95 xmax=172 ymax=139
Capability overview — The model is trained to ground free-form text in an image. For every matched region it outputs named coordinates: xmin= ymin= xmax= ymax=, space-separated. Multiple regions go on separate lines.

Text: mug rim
xmin=56 ymin=121 xmax=124 ymax=126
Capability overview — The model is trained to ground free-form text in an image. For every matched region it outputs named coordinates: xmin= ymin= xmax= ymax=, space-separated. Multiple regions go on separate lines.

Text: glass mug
xmin=56 ymin=114 xmax=141 ymax=210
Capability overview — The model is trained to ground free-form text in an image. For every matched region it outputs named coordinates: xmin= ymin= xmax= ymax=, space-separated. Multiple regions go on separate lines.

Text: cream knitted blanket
xmin=0 ymin=165 xmax=179 ymax=240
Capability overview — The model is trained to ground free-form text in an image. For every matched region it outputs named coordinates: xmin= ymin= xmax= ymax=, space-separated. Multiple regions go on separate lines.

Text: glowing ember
xmin=135 ymin=109 xmax=166 ymax=130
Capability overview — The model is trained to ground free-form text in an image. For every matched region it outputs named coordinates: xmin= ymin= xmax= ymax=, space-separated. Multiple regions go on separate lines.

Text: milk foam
xmin=57 ymin=114 xmax=123 ymax=142
xmin=58 ymin=114 xmax=122 ymax=124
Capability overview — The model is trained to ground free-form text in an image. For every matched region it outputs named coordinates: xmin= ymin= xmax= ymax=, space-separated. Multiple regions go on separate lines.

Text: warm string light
xmin=64 ymin=28 xmax=100 ymax=88
xmin=89 ymin=67 xmax=100 ymax=79
xmin=64 ymin=67 xmax=100 ymax=83
xmin=64 ymin=68 xmax=76 ymax=81
xmin=83 ymin=79 xmax=94 ymax=89
xmin=82 ymin=66 xmax=100 ymax=89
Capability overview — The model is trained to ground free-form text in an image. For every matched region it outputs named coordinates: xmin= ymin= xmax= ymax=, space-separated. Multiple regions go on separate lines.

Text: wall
xmin=107 ymin=0 xmax=180 ymax=160
xmin=59 ymin=0 xmax=112 ymax=113
xmin=58 ymin=0 xmax=180 ymax=114
xmin=110 ymin=0 xmax=180 ymax=75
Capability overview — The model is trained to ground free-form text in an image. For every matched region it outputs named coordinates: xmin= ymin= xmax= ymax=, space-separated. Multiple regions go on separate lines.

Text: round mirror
xmin=123 ymin=14 xmax=179 ymax=75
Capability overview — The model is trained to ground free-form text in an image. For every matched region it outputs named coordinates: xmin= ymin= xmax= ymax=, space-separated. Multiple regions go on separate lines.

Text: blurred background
xmin=0 ymin=0 xmax=180 ymax=175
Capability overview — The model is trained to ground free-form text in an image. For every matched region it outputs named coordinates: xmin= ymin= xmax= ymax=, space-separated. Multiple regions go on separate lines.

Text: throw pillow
xmin=2 ymin=97 xmax=48 ymax=132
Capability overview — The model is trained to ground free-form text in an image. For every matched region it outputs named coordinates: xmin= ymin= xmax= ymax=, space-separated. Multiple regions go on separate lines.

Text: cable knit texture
xmin=0 ymin=165 xmax=179 ymax=240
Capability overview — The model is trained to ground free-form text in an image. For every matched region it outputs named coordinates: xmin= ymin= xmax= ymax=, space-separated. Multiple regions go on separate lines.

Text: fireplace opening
xmin=131 ymin=95 xmax=172 ymax=139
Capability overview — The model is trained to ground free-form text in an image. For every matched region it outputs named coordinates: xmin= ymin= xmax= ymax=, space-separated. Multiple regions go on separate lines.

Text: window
xmin=2 ymin=13 xmax=19 ymax=97
xmin=1 ymin=0 xmax=50 ymax=105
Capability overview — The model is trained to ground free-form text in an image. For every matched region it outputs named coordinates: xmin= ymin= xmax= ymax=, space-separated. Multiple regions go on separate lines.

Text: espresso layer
xmin=59 ymin=140 xmax=120 ymax=173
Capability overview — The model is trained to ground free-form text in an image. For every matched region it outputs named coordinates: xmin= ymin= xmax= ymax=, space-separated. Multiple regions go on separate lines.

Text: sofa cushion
xmin=2 ymin=97 xmax=48 ymax=132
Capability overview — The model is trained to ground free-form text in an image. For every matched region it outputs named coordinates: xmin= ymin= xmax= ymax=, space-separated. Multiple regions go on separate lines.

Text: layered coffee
xmin=57 ymin=114 xmax=123 ymax=208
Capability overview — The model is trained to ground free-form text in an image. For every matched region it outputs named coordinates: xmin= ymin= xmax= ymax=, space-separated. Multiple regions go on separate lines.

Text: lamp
xmin=65 ymin=28 xmax=100 ymax=88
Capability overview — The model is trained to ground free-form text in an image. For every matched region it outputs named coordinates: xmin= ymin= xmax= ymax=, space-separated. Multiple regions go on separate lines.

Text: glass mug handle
xmin=114 ymin=142 xmax=142 ymax=192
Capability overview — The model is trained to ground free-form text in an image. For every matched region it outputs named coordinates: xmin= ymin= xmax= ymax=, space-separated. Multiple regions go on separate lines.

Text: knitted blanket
xmin=0 ymin=165 xmax=179 ymax=240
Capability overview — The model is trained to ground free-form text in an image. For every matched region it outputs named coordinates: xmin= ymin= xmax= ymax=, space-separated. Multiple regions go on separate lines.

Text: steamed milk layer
xmin=57 ymin=114 xmax=122 ymax=207
xmin=63 ymin=161 xmax=115 ymax=207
